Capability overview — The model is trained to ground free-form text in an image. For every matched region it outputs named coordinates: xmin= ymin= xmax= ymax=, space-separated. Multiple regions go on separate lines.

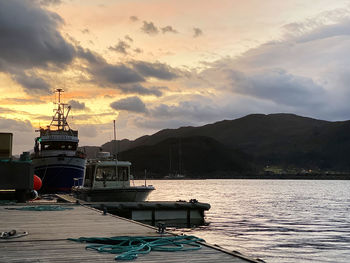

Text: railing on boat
xmin=73 ymin=177 xmax=84 ymax=187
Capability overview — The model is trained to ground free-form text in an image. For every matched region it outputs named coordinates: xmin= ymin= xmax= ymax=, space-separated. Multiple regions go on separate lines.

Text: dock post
xmin=187 ymin=208 xmax=191 ymax=228
xmin=152 ymin=208 xmax=155 ymax=226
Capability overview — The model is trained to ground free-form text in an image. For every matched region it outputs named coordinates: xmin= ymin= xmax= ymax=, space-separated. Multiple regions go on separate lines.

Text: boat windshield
xmin=95 ymin=166 xmax=116 ymax=181
xmin=94 ymin=165 xmax=129 ymax=181
xmin=118 ymin=166 xmax=129 ymax=181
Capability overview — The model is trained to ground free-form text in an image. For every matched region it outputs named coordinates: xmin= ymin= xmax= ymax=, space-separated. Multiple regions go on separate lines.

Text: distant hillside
xmin=85 ymin=113 xmax=350 ymax=173
xmin=118 ymin=136 xmax=255 ymax=178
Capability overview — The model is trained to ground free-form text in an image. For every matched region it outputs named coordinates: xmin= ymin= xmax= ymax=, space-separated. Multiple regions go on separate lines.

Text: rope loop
xmin=68 ymin=235 xmax=205 ymax=260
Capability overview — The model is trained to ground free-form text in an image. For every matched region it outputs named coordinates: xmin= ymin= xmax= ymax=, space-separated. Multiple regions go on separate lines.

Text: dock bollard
xmin=157 ymin=222 xmax=166 ymax=234
xmin=100 ymin=204 xmax=107 ymax=215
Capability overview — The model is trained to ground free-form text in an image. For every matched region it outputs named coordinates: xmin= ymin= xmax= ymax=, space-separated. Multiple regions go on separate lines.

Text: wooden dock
xmin=0 ymin=203 xmax=262 ymax=262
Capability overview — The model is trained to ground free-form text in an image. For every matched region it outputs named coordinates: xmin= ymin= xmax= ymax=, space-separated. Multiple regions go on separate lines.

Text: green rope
xmin=8 ymin=205 xmax=74 ymax=211
xmin=68 ymin=235 xmax=205 ymax=260
xmin=0 ymin=200 xmax=16 ymax=205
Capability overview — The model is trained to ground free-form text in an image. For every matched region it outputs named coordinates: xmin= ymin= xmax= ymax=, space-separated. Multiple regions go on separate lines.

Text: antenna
xmin=113 ymin=120 xmax=117 ymax=159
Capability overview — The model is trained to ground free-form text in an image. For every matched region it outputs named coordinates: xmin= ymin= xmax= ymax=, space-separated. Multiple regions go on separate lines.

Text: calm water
xmin=140 ymin=179 xmax=350 ymax=263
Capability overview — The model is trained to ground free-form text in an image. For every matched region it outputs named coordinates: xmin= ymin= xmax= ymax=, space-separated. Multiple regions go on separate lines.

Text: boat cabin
xmin=83 ymin=160 xmax=131 ymax=189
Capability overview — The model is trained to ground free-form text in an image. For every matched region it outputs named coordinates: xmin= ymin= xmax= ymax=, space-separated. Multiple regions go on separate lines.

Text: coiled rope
xmin=68 ymin=235 xmax=204 ymax=260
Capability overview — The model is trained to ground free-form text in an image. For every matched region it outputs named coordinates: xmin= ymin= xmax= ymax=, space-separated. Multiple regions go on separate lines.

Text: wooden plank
xmin=0 ymin=204 xmax=260 ymax=263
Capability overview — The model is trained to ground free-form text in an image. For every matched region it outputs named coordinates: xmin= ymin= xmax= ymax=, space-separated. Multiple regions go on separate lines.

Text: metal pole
xmin=113 ymin=120 xmax=117 ymax=158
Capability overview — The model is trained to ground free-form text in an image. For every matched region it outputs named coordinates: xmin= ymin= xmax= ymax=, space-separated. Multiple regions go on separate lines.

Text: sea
xmin=140 ymin=179 xmax=350 ymax=263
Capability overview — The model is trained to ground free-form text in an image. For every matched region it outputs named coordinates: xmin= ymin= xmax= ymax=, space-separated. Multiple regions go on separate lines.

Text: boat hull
xmin=32 ymin=156 xmax=86 ymax=193
xmin=72 ymin=186 xmax=155 ymax=202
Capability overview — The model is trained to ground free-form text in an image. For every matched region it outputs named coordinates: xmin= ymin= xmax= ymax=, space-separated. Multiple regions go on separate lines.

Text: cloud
xmin=131 ymin=61 xmax=178 ymax=80
xmin=134 ymin=48 xmax=143 ymax=53
xmin=77 ymin=48 xmax=170 ymax=96
xmin=129 ymin=16 xmax=138 ymax=22
xmin=161 ymin=26 xmax=178 ymax=34
xmin=68 ymin=100 xmax=87 ymax=111
xmin=0 ymin=0 xmax=75 ymax=70
xmin=0 ymin=118 xmax=33 ymax=132
xmin=93 ymin=64 xmax=145 ymax=84
xmin=0 ymin=98 xmax=45 ymax=105
xmin=193 ymin=14 xmax=350 ymax=121
xmin=141 ymin=21 xmax=159 ymax=35
xmin=223 ymin=68 xmax=325 ymax=107
xmin=39 ymin=0 xmax=62 ymax=6
xmin=76 ymin=124 xmax=98 ymax=137
xmin=110 ymin=96 xmax=147 ymax=113
xmin=125 ymin=35 xmax=133 ymax=42
xmin=0 ymin=0 xmax=75 ymax=95
xmin=81 ymin=28 xmax=90 ymax=34
xmin=193 ymin=27 xmax=203 ymax=37
xmin=12 ymin=72 xmax=51 ymax=95
xmin=109 ymin=40 xmax=131 ymax=55
xmin=118 ymin=84 xmax=163 ymax=97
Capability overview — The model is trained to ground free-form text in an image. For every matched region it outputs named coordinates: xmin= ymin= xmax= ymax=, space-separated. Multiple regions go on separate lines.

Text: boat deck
xmin=0 ymin=203 xmax=261 ymax=262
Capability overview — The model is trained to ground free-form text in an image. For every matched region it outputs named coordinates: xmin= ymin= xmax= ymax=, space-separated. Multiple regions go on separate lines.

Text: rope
xmin=0 ymin=230 xmax=28 ymax=239
xmin=68 ymin=235 xmax=205 ymax=260
xmin=7 ymin=205 xmax=74 ymax=211
xmin=0 ymin=200 xmax=16 ymax=205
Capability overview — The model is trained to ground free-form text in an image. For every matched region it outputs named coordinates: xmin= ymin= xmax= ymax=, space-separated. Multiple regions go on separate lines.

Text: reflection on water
xmin=143 ymin=179 xmax=350 ymax=263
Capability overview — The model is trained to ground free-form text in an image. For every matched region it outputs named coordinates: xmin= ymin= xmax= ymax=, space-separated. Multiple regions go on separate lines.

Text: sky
xmin=1 ymin=0 xmax=350 ymax=154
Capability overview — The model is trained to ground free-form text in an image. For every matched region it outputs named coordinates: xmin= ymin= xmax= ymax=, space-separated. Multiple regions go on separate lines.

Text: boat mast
xmin=113 ymin=120 xmax=117 ymax=159
xmin=50 ymin=89 xmax=71 ymax=131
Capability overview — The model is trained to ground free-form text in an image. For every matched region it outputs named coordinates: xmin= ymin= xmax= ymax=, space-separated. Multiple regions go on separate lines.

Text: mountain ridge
xmin=79 ymin=113 xmax=350 ymax=176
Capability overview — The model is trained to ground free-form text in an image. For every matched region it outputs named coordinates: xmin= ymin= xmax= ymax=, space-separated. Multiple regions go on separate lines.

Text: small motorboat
xmin=72 ymin=152 xmax=155 ymax=202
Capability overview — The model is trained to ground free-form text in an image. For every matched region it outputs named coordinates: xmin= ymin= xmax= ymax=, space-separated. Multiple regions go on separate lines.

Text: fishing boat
xmin=32 ymin=89 xmax=86 ymax=193
xmin=72 ymin=152 xmax=155 ymax=202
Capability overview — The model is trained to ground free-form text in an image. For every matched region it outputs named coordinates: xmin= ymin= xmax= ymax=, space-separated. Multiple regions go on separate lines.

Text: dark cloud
xmin=76 ymin=47 xmax=106 ymax=65
xmin=109 ymin=40 xmax=131 ymax=55
xmin=130 ymin=16 xmax=138 ymax=22
xmin=68 ymin=100 xmax=87 ymax=110
xmin=134 ymin=48 xmax=143 ymax=53
xmin=93 ymin=64 xmax=145 ymax=84
xmin=161 ymin=26 xmax=178 ymax=34
xmin=193 ymin=27 xmax=203 ymax=37
xmin=226 ymin=68 xmax=325 ymax=106
xmin=110 ymin=96 xmax=147 ymax=113
xmin=77 ymin=47 xmax=145 ymax=85
xmin=141 ymin=21 xmax=159 ymax=35
xmin=118 ymin=84 xmax=163 ymax=97
xmin=0 ymin=0 xmax=75 ymax=70
xmin=0 ymin=0 xmax=75 ymax=95
xmin=13 ymin=72 xmax=51 ymax=95
xmin=131 ymin=61 xmax=178 ymax=80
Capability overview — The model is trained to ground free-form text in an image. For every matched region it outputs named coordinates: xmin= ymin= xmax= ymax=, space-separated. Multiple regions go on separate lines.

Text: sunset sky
xmin=1 ymin=0 xmax=350 ymax=154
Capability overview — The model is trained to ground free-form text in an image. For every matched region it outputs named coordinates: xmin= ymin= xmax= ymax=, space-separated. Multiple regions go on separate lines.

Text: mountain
xmin=118 ymin=136 xmax=255 ymax=178
xmin=83 ymin=113 xmax=350 ymax=174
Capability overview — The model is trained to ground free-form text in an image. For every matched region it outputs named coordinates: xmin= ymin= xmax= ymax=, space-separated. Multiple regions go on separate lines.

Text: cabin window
xmin=118 ymin=166 xmax=129 ymax=181
xmin=95 ymin=166 xmax=116 ymax=181
xmin=84 ymin=165 xmax=95 ymax=187
xmin=40 ymin=141 xmax=78 ymax=151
